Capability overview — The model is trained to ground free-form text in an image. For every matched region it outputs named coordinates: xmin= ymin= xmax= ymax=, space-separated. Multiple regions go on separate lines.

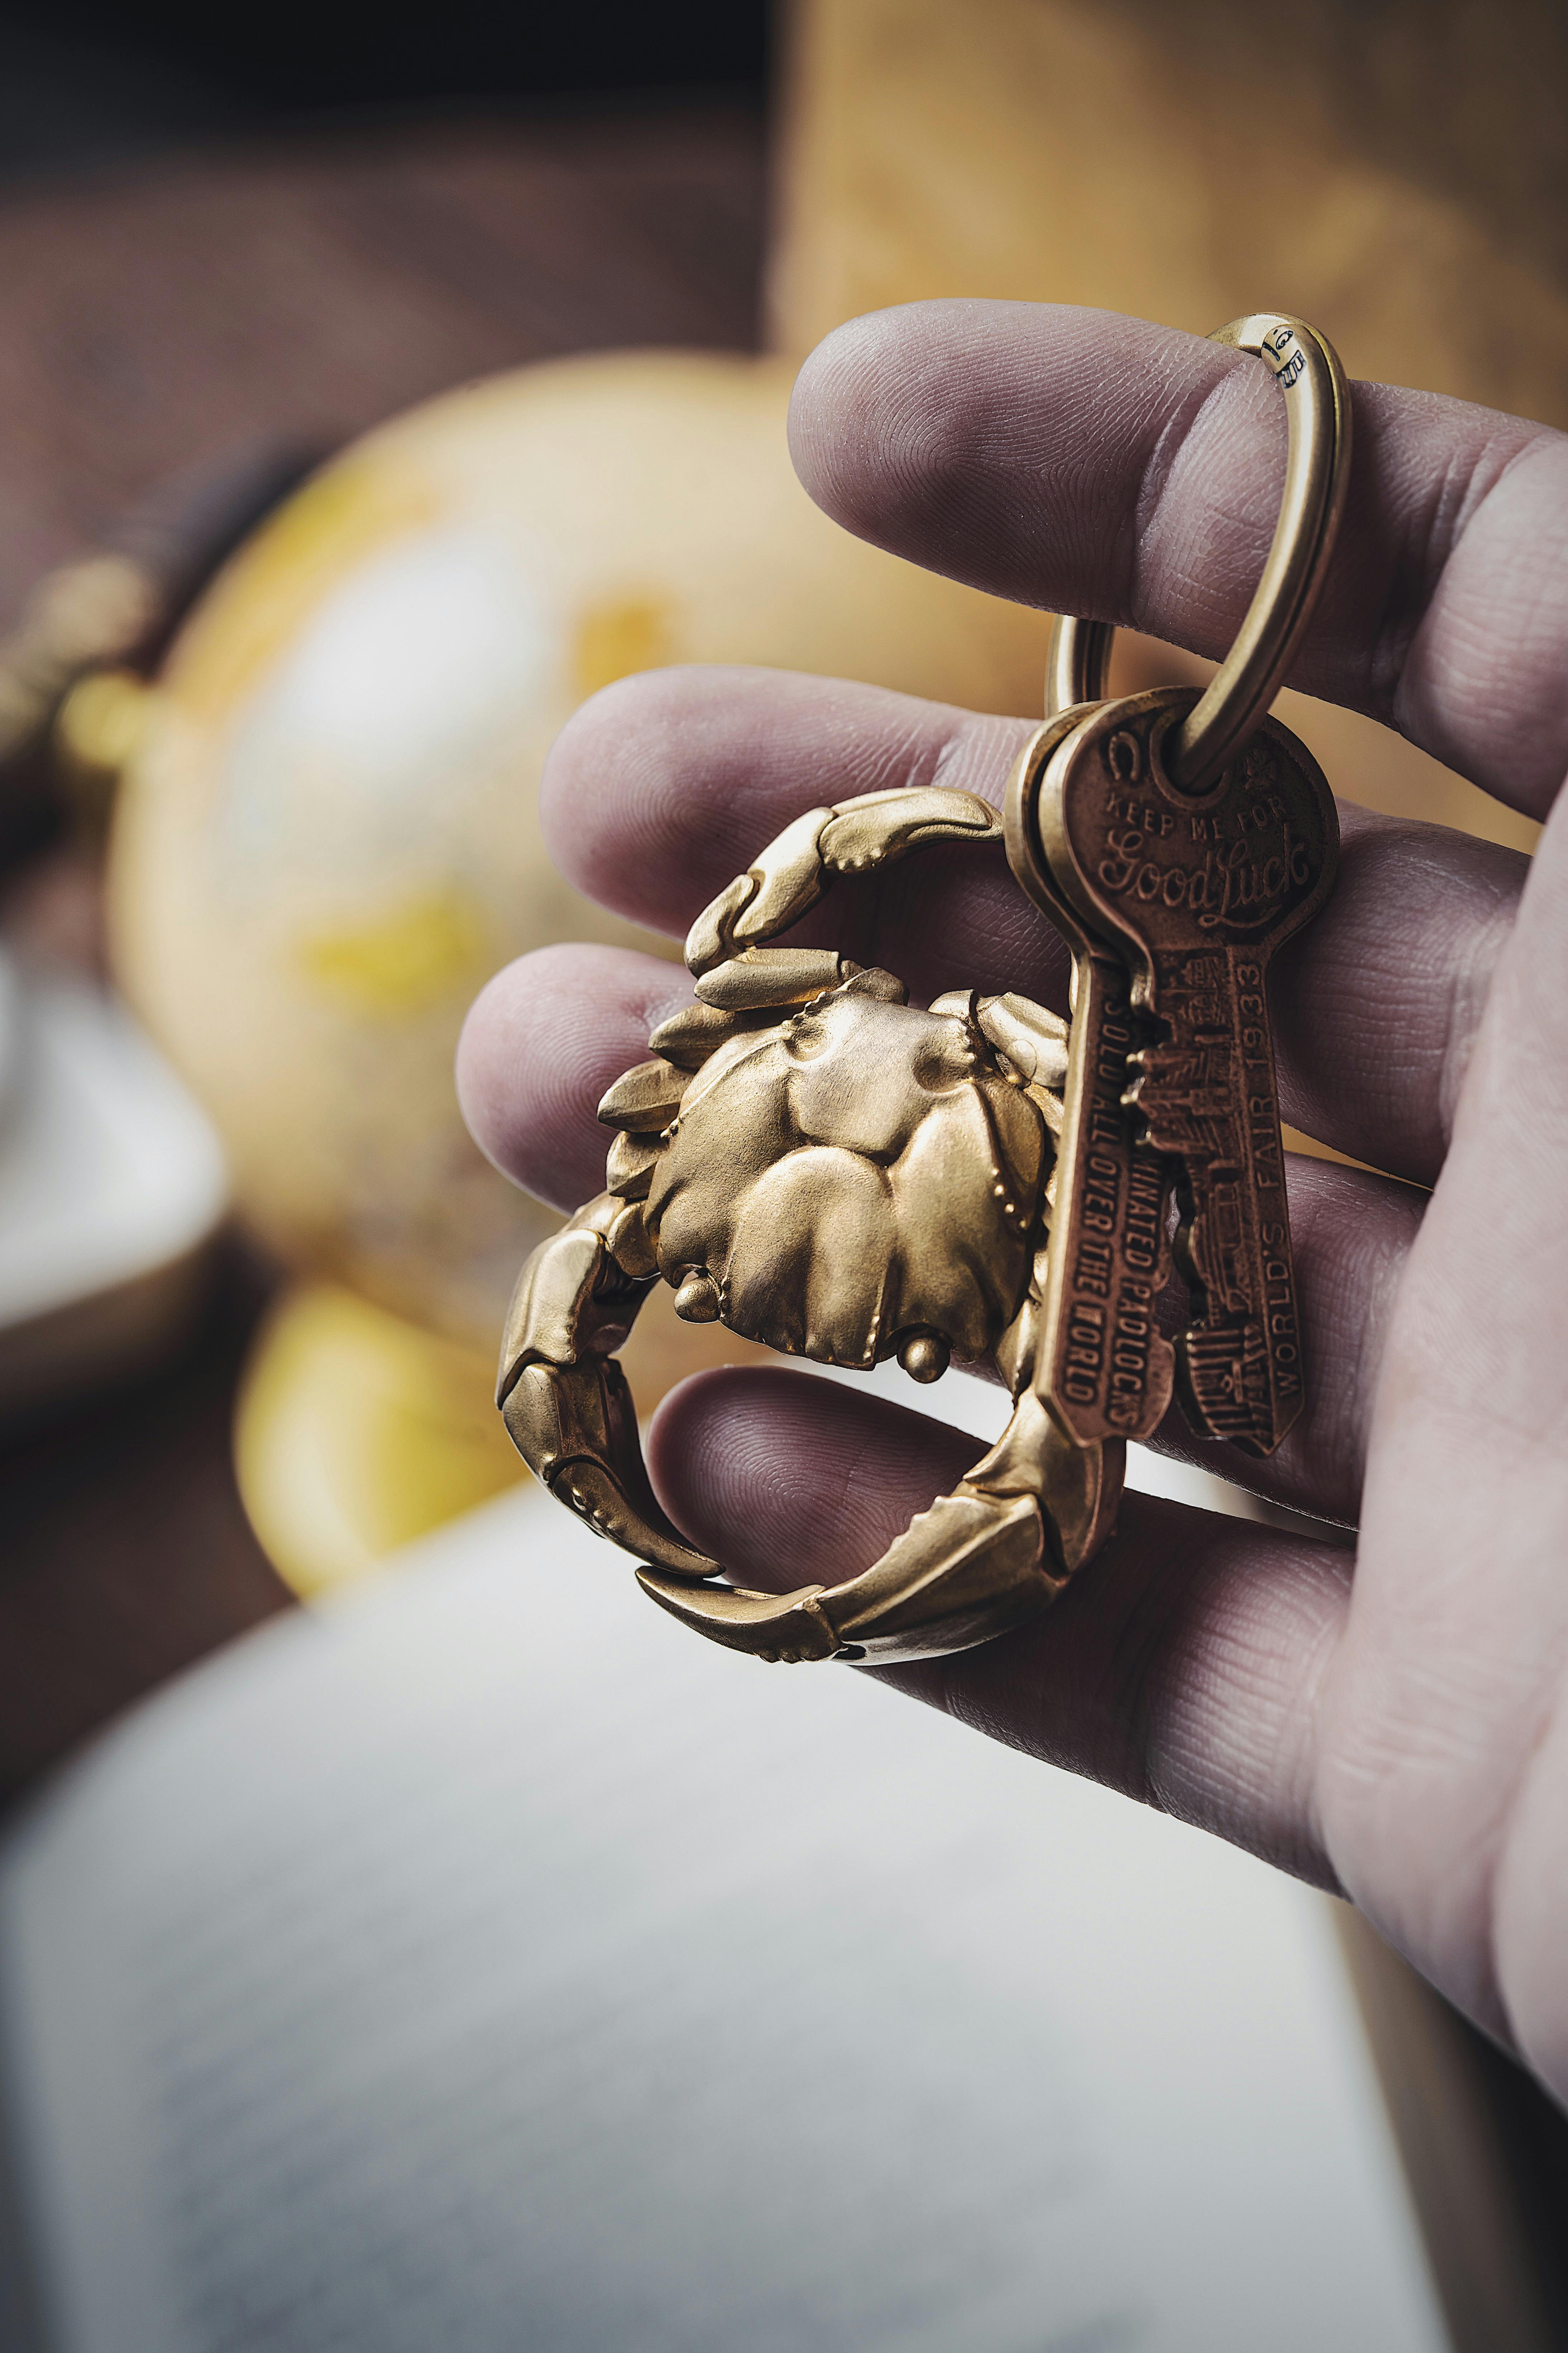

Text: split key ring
xmin=1046 ymin=312 xmax=1352 ymax=791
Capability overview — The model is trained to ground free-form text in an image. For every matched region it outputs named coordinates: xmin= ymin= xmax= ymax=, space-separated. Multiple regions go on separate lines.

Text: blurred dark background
xmin=0 ymin=7 xmax=771 ymax=630
xmin=0 ymin=2 xmax=773 ymax=1783
xmin=0 ymin=1 xmax=770 ymax=183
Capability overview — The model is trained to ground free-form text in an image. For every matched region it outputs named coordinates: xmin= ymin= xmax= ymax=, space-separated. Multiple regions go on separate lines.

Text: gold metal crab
xmin=497 ymin=785 xmax=1119 ymax=1663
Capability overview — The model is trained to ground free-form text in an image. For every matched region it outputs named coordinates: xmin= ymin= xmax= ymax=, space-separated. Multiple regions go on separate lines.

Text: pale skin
xmin=457 ymin=300 xmax=1568 ymax=2106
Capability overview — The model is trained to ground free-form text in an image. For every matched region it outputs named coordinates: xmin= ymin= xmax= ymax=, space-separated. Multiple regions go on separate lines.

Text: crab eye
xmin=911 ymin=1021 xmax=979 ymax=1093
xmin=898 ymin=1331 xmax=950 ymax=1383
xmin=783 ymin=1014 xmax=830 ymax=1061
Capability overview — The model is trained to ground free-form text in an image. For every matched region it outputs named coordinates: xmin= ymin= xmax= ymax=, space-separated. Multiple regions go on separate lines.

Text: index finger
xmin=788 ymin=300 xmax=1568 ymax=819
xmin=536 ymin=666 xmax=1527 ymax=1187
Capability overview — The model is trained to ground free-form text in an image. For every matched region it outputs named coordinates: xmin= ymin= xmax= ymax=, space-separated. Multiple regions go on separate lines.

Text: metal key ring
xmin=1045 ymin=313 xmax=1351 ymax=792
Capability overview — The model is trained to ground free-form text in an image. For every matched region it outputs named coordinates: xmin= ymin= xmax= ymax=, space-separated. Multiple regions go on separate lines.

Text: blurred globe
xmin=106 ymin=350 xmax=1048 ymax=1348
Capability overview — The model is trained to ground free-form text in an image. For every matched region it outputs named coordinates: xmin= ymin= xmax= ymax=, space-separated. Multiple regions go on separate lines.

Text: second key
xmin=1037 ymin=685 xmax=1338 ymax=1457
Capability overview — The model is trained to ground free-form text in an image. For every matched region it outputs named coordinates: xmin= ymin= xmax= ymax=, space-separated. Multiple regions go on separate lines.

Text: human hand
xmin=458 ymin=301 xmax=1568 ymax=2101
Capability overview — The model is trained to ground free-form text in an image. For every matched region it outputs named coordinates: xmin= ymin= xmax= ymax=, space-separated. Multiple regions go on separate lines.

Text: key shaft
xmin=1038 ymin=688 xmax=1338 ymax=1457
xmin=1041 ymin=947 xmax=1176 ymax=1446
xmin=1007 ymin=718 xmax=1177 ymax=1449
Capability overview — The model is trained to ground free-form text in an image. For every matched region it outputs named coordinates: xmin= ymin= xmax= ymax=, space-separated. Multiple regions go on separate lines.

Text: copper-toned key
xmin=1007 ymin=713 xmax=1177 ymax=1450
xmin=1036 ymin=686 xmax=1338 ymax=1456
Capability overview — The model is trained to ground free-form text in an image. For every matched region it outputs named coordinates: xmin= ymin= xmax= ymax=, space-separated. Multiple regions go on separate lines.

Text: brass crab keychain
xmin=496 ymin=314 xmax=1349 ymax=1664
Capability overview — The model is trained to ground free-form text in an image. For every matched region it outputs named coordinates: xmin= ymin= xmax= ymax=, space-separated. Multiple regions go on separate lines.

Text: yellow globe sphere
xmin=107 ymin=351 xmax=1047 ymax=1344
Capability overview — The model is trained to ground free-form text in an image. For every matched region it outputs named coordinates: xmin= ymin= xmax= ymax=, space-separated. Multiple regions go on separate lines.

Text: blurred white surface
xmin=0 ymin=950 xmax=227 ymax=1413
xmin=807 ymin=1349 xmax=1275 ymax=1523
xmin=0 ymin=1483 xmax=1445 ymax=2353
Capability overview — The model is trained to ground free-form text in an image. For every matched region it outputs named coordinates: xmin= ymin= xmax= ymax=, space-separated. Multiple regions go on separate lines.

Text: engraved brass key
xmin=1007 ymin=709 xmax=1177 ymax=1449
xmin=1037 ymin=689 xmax=1337 ymax=1453
xmin=1008 ymin=310 xmax=1350 ymax=1463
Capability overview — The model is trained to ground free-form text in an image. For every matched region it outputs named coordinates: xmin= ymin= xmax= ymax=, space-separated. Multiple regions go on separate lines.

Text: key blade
xmin=1137 ymin=949 xmax=1304 ymax=1453
xmin=1006 ymin=712 xmax=1178 ymax=1451
xmin=1036 ymin=949 xmax=1176 ymax=1448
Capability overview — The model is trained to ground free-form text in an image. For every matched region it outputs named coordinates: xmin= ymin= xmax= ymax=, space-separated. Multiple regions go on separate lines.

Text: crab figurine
xmin=496 ymin=785 xmax=1121 ymax=1663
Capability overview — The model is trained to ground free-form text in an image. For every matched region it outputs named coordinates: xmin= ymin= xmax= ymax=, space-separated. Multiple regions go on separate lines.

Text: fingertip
xmin=537 ymin=671 xmax=675 ymax=910
xmin=454 ymin=962 xmax=518 ymax=1174
xmin=455 ymin=943 xmax=598 ymax=1201
xmin=538 ymin=664 xmax=808 ymax=925
xmin=786 ymin=306 xmax=905 ymax=524
xmin=456 ymin=942 xmax=689 ymax=1209
xmin=788 ymin=299 xmax=1005 ymax=551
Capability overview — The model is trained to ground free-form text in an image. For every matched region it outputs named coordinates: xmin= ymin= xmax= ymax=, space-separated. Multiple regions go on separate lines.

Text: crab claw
xmin=504 ymin=1358 xmax=719 ymax=1582
xmin=638 ymin=1490 xmax=1062 ymax=1665
xmin=634 ymin=1575 xmax=842 ymax=1663
xmin=497 ymin=1192 xmax=719 ymax=1584
xmin=634 ymin=1392 xmax=1121 ymax=1664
